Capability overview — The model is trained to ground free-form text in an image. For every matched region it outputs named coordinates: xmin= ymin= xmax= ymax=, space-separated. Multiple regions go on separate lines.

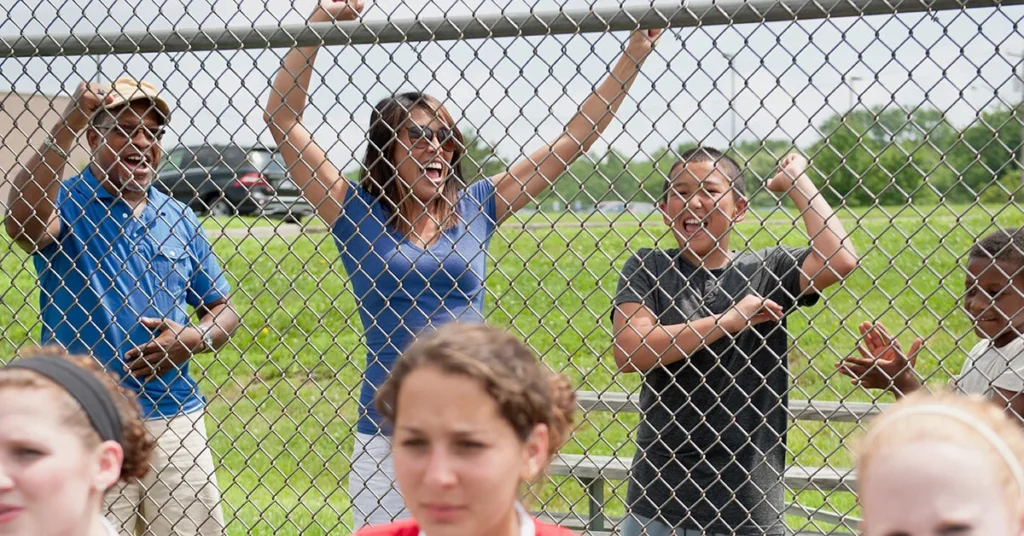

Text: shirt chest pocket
xmin=149 ymin=245 xmax=191 ymax=292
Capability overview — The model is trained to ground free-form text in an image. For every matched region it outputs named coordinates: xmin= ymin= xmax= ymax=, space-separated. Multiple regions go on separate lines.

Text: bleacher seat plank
xmin=575 ymin=390 xmax=889 ymax=423
xmin=552 ymin=390 xmax=871 ymax=534
xmin=550 ymin=453 xmax=857 ymax=493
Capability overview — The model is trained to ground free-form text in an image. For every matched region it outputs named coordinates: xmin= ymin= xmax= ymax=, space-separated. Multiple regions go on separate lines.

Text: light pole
xmin=846 ymin=74 xmax=863 ymax=112
xmin=1008 ymin=51 xmax=1024 ymax=175
xmin=721 ymin=51 xmax=738 ymax=142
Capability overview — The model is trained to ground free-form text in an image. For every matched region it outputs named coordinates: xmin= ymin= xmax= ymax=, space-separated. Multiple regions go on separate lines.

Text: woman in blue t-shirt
xmin=265 ymin=0 xmax=660 ymax=528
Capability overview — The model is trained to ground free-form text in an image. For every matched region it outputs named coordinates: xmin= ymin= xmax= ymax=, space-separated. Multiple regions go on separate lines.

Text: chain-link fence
xmin=3 ymin=0 xmax=1024 ymax=534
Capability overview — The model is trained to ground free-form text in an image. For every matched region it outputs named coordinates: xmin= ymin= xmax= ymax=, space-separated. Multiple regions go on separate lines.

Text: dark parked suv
xmin=155 ymin=144 xmax=312 ymax=222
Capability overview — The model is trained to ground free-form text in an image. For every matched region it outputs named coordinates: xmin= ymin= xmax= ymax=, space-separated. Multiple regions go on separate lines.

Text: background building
xmin=0 ymin=90 xmax=90 ymax=212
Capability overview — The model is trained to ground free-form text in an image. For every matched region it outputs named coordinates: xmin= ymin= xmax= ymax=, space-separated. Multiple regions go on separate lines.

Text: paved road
xmin=209 ymin=224 xmax=319 ymax=240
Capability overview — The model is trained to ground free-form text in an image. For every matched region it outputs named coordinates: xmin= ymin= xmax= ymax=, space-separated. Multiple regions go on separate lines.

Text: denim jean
xmin=620 ymin=514 xmax=729 ymax=536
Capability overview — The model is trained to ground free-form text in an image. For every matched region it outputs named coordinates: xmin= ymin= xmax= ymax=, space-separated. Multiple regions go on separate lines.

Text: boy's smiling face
xmin=661 ymin=160 xmax=747 ymax=268
xmin=963 ymin=256 xmax=1024 ymax=347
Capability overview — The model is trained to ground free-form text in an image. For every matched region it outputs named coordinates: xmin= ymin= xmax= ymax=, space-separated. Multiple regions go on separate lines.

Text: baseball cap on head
xmin=98 ymin=77 xmax=172 ymax=125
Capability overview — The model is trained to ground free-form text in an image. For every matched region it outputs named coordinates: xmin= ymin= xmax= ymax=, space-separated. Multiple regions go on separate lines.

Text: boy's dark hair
xmin=969 ymin=227 xmax=1024 ymax=275
xmin=663 ymin=147 xmax=746 ymax=201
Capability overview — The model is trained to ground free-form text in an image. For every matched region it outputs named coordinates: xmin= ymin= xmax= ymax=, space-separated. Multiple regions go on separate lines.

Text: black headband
xmin=3 ymin=355 xmax=123 ymax=445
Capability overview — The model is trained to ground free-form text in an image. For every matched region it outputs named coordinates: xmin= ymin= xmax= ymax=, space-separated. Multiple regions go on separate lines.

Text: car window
xmin=248 ymin=150 xmax=286 ymax=174
xmin=221 ymin=146 xmax=249 ymax=169
xmin=195 ymin=147 xmax=222 ymax=168
xmin=158 ymin=148 xmax=191 ymax=173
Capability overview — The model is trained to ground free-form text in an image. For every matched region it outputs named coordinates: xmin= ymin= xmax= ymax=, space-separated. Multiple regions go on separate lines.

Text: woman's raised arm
xmin=264 ymin=0 xmax=364 ymax=225
xmin=491 ymin=29 xmax=661 ymax=222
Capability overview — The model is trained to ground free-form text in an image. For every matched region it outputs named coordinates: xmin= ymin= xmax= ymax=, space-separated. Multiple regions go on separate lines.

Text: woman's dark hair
xmin=359 ymin=92 xmax=467 ymax=237
xmin=0 ymin=346 xmax=154 ymax=483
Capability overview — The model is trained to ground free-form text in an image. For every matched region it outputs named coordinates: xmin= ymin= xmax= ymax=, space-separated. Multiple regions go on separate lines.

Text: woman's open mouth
xmin=422 ymin=161 xmax=446 ymax=183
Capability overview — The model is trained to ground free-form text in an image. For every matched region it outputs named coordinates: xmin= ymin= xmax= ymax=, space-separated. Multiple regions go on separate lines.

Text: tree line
xmin=461 ymin=105 xmax=1024 ymax=209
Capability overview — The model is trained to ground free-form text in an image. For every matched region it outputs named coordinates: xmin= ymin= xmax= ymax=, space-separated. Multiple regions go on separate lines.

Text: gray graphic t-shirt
xmin=613 ymin=246 xmax=818 ymax=534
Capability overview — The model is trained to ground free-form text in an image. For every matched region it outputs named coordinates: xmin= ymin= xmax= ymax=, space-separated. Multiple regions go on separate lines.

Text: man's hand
xmin=63 ymin=81 xmax=111 ymax=132
xmin=837 ymin=321 xmax=923 ymax=395
xmin=720 ymin=294 xmax=784 ymax=333
xmin=125 ymin=317 xmax=204 ymax=381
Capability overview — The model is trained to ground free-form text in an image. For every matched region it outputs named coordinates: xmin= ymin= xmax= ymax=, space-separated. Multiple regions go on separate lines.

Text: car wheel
xmin=208 ymin=198 xmax=234 ymax=218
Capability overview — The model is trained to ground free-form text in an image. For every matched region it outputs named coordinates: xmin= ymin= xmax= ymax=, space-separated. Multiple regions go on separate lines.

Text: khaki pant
xmin=105 ymin=411 xmax=225 ymax=536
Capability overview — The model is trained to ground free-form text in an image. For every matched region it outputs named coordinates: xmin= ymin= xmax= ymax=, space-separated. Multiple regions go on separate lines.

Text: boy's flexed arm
xmin=614 ymin=295 xmax=784 ymax=373
xmin=768 ymin=154 xmax=858 ymax=294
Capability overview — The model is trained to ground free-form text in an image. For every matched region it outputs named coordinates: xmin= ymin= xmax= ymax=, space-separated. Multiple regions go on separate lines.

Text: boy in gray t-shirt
xmin=612 ymin=148 xmax=858 ymax=535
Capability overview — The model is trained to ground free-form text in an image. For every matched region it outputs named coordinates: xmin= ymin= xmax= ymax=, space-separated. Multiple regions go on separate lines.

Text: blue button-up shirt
xmin=33 ymin=167 xmax=230 ymax=418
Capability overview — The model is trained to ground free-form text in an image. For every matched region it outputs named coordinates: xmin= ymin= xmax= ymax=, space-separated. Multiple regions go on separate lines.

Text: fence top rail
xmin=2 ymin=0 xmax=1017 ymax=58
xmin=576 ymin=390 xmax=889 ymax=423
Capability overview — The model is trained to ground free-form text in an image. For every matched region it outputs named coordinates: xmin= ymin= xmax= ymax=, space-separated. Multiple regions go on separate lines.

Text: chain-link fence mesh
xmin=3 ymin=0 xmax=1024 ymax=534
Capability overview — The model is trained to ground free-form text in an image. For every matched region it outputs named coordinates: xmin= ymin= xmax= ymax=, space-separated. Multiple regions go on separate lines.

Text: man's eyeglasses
xmin=404 ymin=125 xmax=458 ymax=152
xmin=98 ymin=123 xmax=166 ymax=143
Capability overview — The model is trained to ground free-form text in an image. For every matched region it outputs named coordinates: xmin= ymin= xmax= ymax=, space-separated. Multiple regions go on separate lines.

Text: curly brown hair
xmin=375 ymin=323 xmax=577 ymax=473
xmin=0 ymin=346 xmax=154 ymax=483
xmin=970 ymin=227 xmax=1024 ymax=273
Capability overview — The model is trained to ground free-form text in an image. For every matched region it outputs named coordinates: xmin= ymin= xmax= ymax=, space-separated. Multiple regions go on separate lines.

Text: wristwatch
xmin=198 ymin=327 xmax=215 ymax=353
xmin=42 ymin=135 xmax=70 ymax=160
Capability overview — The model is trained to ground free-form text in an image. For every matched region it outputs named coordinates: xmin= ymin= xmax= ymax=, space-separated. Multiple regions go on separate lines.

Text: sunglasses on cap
xmin=404 ymin=125 xmax=458 ymax=152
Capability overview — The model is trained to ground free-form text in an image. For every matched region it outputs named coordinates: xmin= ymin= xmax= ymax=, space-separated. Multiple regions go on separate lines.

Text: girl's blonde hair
xmin=857 ymin=391 xmax=1024 ymax=515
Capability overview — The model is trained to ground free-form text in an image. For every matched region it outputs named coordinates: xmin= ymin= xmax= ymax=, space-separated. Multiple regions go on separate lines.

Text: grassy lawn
xmin=509 ymin=202 xmax=993 ymax=228
xmin=200 ymin=215 xmax=279 ymax=231
xmin=1 ymin=201 xmax=1022 ymax=534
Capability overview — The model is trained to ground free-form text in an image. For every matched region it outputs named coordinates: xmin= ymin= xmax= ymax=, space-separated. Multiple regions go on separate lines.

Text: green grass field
xmin=2 ymin=202 xmax=1022 ymax=534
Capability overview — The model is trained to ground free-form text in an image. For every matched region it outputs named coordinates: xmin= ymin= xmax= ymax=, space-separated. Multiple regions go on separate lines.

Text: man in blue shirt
xmin=5 ymin=77 xmax=240 ymax=536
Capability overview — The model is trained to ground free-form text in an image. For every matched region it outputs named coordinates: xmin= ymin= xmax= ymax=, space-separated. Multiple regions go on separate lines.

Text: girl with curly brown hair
xmin=358 ymin=323 xmax=578 ymax=536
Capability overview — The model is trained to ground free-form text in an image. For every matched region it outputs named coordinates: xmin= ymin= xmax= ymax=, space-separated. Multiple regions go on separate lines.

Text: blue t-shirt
xmin=33 ymin=168 xmax=231 ymax=419
xmin=333 ymin=179 xmax=498 ymax=434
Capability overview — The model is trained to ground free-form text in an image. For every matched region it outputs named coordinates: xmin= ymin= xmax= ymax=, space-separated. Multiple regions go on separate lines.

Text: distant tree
xmin=460 ymin=129 xmax=507 ymax=183
xmin=458 ymin=104 xmax=1023 ymax=210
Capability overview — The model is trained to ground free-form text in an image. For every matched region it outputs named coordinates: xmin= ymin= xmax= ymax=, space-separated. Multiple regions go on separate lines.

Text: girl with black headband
xmin=856 ymin=392 xmax=1024 ymax=536
xmin=0 ymin=347 xmax=154 ymax=536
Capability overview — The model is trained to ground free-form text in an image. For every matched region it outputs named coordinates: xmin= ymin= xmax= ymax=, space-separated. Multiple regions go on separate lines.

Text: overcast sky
xmin=2 ymin=0 xmax=1023 ymax=167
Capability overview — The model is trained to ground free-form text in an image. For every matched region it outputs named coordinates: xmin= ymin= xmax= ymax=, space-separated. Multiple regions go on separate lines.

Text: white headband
xmin=868 ymin=404 xmax=1024 ymax=497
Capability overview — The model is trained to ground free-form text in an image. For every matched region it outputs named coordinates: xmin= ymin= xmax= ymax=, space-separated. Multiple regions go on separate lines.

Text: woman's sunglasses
xmin=405 ymin=125 xmax=458 ymax=152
